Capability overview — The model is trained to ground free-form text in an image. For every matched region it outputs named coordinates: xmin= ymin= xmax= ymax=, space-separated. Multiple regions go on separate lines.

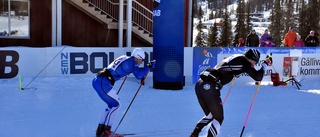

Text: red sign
xmin=283 ymin=57 xmax=291 ymax=77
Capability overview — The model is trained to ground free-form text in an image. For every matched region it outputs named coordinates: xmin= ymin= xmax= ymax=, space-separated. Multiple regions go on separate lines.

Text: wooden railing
xmin=85 ymin=0 xmax=153 ymax=36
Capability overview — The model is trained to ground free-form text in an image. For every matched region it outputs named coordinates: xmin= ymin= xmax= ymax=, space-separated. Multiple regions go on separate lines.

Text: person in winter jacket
xmin=0 ymin=31 xmax=7 ymax=36
xmin=236 ymin=38 xmax=245 ymax=47
xmin=304 ymin=30 xmax=319 ymax=47
xmin=260 ymin=29 xmax=274 ymax=47
xmin=293 ymin=35 xmax=304 ymax=47
xmin=245 ymin=30 xmax=260 ymax=47
xmin=284 ymin=27 xmax=297 ymax=47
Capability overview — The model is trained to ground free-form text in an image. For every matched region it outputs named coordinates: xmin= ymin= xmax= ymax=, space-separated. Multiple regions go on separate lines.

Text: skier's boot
xmin=96 ymin=124 xmax=105 ymax=136
xmin=101 ymin=125 xmax=111 ymax=137
xmin=101 ymin=126 xmax=123 ymax=137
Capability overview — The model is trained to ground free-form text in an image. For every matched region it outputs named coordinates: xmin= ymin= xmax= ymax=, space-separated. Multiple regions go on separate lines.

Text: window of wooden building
xmin=0 ymin=0 xmax=29 ymax=38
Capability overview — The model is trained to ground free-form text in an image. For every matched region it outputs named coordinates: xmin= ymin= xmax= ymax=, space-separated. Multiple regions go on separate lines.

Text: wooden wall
xmin=137 ymin=0 xmax=153 ymax=10
xmin=0 ymin=0 xmax=52 ymax=47
xmin=0 ymin=0 xmax=153 ymax=47
xmin=62 ymin=0 xmax=108 ymax=47
xmin=62 ymin=1 xmax=150 ymax=47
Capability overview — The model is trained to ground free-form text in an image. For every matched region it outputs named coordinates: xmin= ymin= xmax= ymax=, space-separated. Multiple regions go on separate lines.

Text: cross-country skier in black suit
xmin=190 ymin=49 xmax=272 ymax=137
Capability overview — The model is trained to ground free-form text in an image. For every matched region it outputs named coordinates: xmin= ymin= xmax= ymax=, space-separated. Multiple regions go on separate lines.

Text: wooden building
xmin=0 ymin=0 xmax=154 ymax=47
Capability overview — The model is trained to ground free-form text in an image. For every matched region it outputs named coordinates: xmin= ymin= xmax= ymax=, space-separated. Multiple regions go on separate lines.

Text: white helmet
xmin=132 ymin=48 xmax=145 ymax=60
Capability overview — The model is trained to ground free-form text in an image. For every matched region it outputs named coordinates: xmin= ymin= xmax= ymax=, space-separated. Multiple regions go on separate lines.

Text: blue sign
xmin=153 ymin=0 xmax=185 ymax=90
xmin=192 ymin=47 xmax=320 ymax=83
xmin=192 ymin=47 xmax=217 ymax=83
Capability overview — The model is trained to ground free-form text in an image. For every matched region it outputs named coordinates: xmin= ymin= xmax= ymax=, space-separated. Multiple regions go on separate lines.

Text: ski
xmin=96 ymin=133 xmax=136 ymax=137
xmin=115 ymin=130 xmax=181 ymax=137
xmin=118 ymin=133 xmax=136 ymax=136
xmin=96 ymin=129 xmax=180 ymax=137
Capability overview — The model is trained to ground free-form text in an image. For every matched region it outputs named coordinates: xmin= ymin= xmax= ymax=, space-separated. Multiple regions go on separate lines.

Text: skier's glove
xmin=262 ymin=54 xmax=273 ymax=66
xmin=147 ymin=60 xmax=156 ymax=69
xmin=267 ymin=53 xmax=273 ymax=63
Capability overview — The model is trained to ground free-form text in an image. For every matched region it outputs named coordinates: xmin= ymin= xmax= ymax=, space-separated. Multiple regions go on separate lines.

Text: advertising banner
xmin=283 ymin=57 xmax=292 ymax=77
xmin=153 ymin=0 xmax=185 ymax=90
xmin=0 ymin=47 xmax=153 ymax=78
xmin=192 ymin=47 xmax=217 ymax=83
xmin=192 ymin=47 xmax=320 ymax=84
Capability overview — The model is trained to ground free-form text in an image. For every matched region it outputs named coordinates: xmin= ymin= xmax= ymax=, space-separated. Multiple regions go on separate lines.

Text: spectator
xmin=284 ymin=27 xmax=297 ymax=47
xmin=0 ymin=31 xmax=7 ymax=36
xmin=245 ymin=29 xmax=260 ymax=47
xmin=293 ymin=35 xmax=304 ymax=47
xmin=10 ymin=30 xmax=18 ymax=36
xmin=304 ymin=30 xmax=319 ymax=47
xmin=260 ymin=29 xmax=274 ymax=47
xmin=236 ymin=38 xmax=245 ymax=47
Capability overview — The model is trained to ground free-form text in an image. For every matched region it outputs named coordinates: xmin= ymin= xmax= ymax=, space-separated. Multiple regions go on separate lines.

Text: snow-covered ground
xmin=1 ymin=75 xmax=320 ymax=137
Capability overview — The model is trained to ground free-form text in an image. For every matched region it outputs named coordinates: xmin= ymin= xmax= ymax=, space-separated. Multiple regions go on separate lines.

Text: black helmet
xmin=244 ymin=49 xmax=260 ymax=63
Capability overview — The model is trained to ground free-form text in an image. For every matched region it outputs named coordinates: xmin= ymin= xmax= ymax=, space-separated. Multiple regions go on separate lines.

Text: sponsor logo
xmin=0 ymin=50 xmax=19 ymax=78
xmin=60 ymin=52 xmax=115 ymax=75
xmin=153 ymin=0 xmax=161 ymax=16
xmin=299 ymin=57 xmax=320 ymax=75
xmin=197 ymin=50 xmax=213 ymax=75
xmin=61 ymin=51 xmax=153 ymax=75
xmin=203 ymin=83 xmax=210 ymax=90
xmin=283 ymin=57 xmax=291 ymax=76
xmin=283 ymin=56 xmax=320 ymax=76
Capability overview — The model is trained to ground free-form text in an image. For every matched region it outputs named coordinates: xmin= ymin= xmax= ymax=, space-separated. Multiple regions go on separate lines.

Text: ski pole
xmin=240 ymin=84 xmax=261 ymax=137
xmin=113 ymin=70 xmax=150 ymax=134
xmin=117 ymin=76 xmax=127 ymax=94
xmin=222 ymin=78 xmax=235 ymax=106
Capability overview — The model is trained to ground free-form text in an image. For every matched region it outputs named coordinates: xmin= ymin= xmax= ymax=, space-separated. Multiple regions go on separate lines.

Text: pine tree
xmin=219 ymin=11 xmax=233 ymax=46
xmin=269 ymin=0 xmax=284 ymax=46
xmin=195 ymin=20 xmax=207 ymax=47
xmin=305 ymin=0 xmax=320 ymax=35
xmin=207 ymin=23 xmax=219 ymax=47
xmin=192 ymin=0 xmax=198 ymax=18
xmin=255 ymin=0 xmax=264 ymax=12
xmin=209 ymin=10 xmax=214 ymax=20
xmin=234 ymin=0 xmax=246 ymax=46
xmin=245 ymin=1 xmax=251 ymax=33
xmin=195 ymin=7 xmax=206 ymax=47
xmin=265 ymin=0 xmax=274 ymax=10
xmin=284 ymin=0 xmax=295 ymax=32
xmin=299 ymin=0 xmax=307 ymax=40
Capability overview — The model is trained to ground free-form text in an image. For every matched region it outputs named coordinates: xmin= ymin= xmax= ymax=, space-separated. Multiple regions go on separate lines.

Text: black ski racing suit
xmin=192 ymin=54 xmax=265 ymax=137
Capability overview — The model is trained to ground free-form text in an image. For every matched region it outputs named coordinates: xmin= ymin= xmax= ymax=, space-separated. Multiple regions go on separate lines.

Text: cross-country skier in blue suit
xmin=92 ymin=48 xmax=155 ymax=137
